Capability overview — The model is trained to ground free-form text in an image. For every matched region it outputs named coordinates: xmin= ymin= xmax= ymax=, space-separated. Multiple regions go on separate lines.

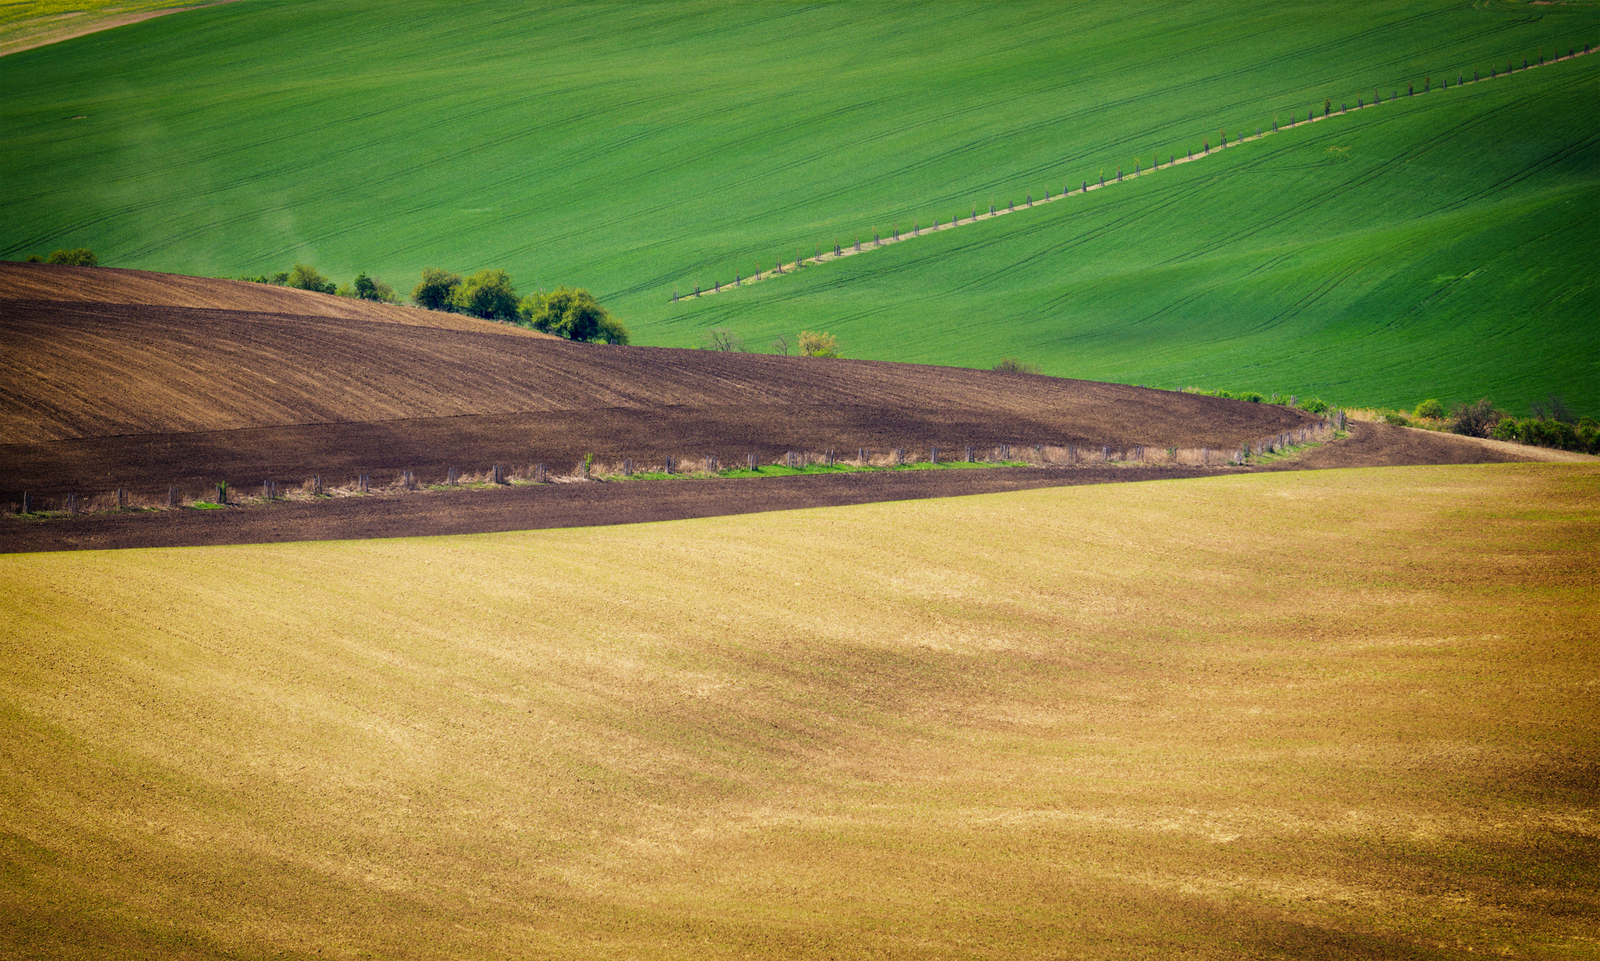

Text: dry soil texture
xmin=1 ymin=463 xmax=1595 ymax=959
xmin=2 ymin=264 xmax=1308 ymax=473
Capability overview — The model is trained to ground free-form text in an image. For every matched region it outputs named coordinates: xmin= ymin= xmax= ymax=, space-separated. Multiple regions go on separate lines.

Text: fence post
xmin=859 ymin=448 xmax=867 ymax=464
xmin=20 ymin=492 xmax=30 ymax=514
xmin=67 ymin=493 xmax=77 ymax=514
xmin=930 ymin=446 xmax=939 ymax=465
xmin=117 ymin=488 xmax=126 ymax=509
xmin=965 ymin=444 xmax=974 ymax=463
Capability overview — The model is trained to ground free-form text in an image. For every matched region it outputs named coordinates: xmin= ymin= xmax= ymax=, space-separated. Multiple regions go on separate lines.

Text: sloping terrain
xmin=657 ymin=53 xmax=1600 ymax=412
xmin=0 ymin=261 xmax=548 ymax=333
xmin=0 ymin=266 xmax=1317 ymax=501
xmin=2 ymin=463 xmax=1595 ymax=959
xmin=3 ymin=1 xmax=1597 ymax=413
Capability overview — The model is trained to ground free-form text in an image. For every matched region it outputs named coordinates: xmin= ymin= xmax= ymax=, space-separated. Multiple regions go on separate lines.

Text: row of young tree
xmin=240 ymin=264 xmax=628 ymax=344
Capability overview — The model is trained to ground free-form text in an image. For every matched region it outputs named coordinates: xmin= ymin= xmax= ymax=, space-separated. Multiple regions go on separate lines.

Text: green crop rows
xmin=2 ymin=0 xmax=1597 ymax=410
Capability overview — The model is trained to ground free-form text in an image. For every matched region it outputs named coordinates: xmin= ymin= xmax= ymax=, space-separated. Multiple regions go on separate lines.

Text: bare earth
xmin=0 ymin=264 xmax=1581 ymax=552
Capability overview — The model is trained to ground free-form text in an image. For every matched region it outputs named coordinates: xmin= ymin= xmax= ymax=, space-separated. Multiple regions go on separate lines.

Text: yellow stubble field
xmin=1 ymin=463 xmax=1596 ymax=960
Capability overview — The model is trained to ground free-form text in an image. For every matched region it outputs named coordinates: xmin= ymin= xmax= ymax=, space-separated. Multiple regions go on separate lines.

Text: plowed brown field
xmin=0 ymin=264 xmax=1563 ymax=551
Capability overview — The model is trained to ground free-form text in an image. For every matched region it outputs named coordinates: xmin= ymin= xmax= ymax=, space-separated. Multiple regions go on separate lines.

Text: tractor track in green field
xmin=670 ymin=43 xmax=1597 ymax=306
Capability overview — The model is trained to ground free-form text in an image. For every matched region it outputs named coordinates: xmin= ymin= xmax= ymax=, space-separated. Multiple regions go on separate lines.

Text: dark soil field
xmin=2 ymin=265 xmax=1306 ymax=461
xmin=0 ymin=265 xmax=1561 ymax=552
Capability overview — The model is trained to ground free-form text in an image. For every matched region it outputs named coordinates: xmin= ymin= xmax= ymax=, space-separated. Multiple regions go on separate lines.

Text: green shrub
xmin=993 ymin=358 xmax=1041 ymax=374
xmin=799 ymin=330 xmax=840 ymax=358
xmin=1384 ymin=412 xmax=1410 ymax=426
xmin=287 ymin=263 xmax=336 ymax=294
xmin=1297 ymin=397 xmax=1330 ymax=414
xmin=1414 ymin=398 xmax=1445 ymax=420
xmin=519 ymin=287 xmax=629 ymax=343
xmin=1237 ymin=391 xmax=1264 ymax=404
xmin=452 ymin=268 xmax=519 ymax=320
xmin=353 ymin=273 xmax=398 ymax=303
xmin=46 ymin=248 xmax=97 ymax=266
xmin=412 ymin=268 xmax=462 ymax=311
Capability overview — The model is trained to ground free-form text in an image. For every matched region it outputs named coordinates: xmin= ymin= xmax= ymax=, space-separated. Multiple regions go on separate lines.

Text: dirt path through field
xmin=674 ymin=45 xmax=1596 ymax=302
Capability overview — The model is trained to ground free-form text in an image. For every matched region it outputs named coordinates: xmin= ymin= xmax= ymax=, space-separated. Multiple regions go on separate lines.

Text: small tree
xmin=353 ymin=273 xmax=398 ymax=303
xmin=1530 ymin=394 xmax=1576 ymax=424
xmin=798 ymin=331 xmax=840 ymax=358
xmin=1414 ymin=398 xmax=1445 ymax=420
xmin=287 ymin=263 xmax=335 ymax=294
xmin=518 ymin=287 xmax=629 ymax=344
xmin=1450 ymin=397 xmax=1500 ymax=437
xmin=412 ymin=267 xmax=461 ymax=311
xmin=46 ymin=248 xmax=97 ymax=266
xmin=703 ymin=327 xmax=745 ymax=351
xmin=771 ymin=334 xmax=790 ymax=356
xmin=452 ymin=268 xmax=519 ymax=320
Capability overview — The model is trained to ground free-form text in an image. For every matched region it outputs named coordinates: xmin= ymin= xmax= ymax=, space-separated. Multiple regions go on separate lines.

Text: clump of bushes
xmin=1488 ymin=395 xmax=1598 ymax=453
xmin=1414 ymin=398 xmax=1445 ymax=420
xmin=1448 ymin=397 xmax=1500 ymax=438
xmin=519 ymin=286 xmax=629 ymax=343
xmin=351 ymin=273 xmax=398 ymax=303
xmin=411 ymin=268 xmax=460 ymax=310
xmin=21 ymin=248 xmax=98 ymax=266
xmin=455 ymin=269 xmax=519 ymax=320
xmin=993 ymin=358 xmax=1041 ymax=374
xmin=237 ymin=264 xmax=397 ymax=303
xmin=798 ymin=331 xmax=840 ymax=358
xmin=287 ymin=263 xmax=336 ymax=294
xmin=1492 ymin=416 xmax=1600 ymax=454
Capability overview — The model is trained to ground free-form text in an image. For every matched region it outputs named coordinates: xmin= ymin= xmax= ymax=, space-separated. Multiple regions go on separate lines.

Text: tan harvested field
xmin=1 ymin=463 xmax=1595 ymax=959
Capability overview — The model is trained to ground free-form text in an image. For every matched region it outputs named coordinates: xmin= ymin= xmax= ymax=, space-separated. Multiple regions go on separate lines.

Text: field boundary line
xmin=669 ymin=42 xmax=1597 ymax=305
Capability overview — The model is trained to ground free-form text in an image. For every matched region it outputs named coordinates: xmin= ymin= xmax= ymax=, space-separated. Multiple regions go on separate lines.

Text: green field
xmin=662 ymin=57 xmax=1600 ymax=413
xmin=3 ymin=0 xmax=1598 ymax=411
xmin=2 ymin=464 xmax=1596 ymax=958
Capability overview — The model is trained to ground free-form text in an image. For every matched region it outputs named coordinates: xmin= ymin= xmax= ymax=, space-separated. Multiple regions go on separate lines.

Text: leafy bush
xmin=412 ymin=268 xmax=462 ymax=311
xmin=1384 ymin=412 xmax=1410 ymax=426
xmin=287 ymin=263 xmax=336 ymax=294
xmin=1491 ymin=416 xmax=1599 ymax=454
xmin=353 ymin=273 xmax=398 ymax=303
xmin=452 ymin=268 xmax=519 ymax=320
xmin=46 ymin=248 xmax=97 ymax=266
xmin=519 ymin=287 xmax=629 ymax=344
xmin=993 ymin=358 xmax=1041 ymax=374
xmin=1449 ymin=398 xmax=1500 ymax=438
xmin=799 ymin=331 xmax=840 ymax=358
xmin=1237 ymin=390 xmax=1264 ymax=403
xmin=237 ymin=272 xmax=289 ymax=285
xmin=1297 ymin=397 xmax=1330 ymax=414
xmin=1414 ymin=398 xmax=1445 ymax=420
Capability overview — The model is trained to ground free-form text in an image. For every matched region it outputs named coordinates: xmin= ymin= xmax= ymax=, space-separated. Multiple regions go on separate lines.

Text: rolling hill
xmin=0 ymin=264 xmax=1315 ymax=500
xmin=649 ymin=52 xmax=1600 ymax=413
xmin=2 ymin=462 xmax=1595 ymax=958
xmin=3 ymin=0 xmax=1597 ymax=411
